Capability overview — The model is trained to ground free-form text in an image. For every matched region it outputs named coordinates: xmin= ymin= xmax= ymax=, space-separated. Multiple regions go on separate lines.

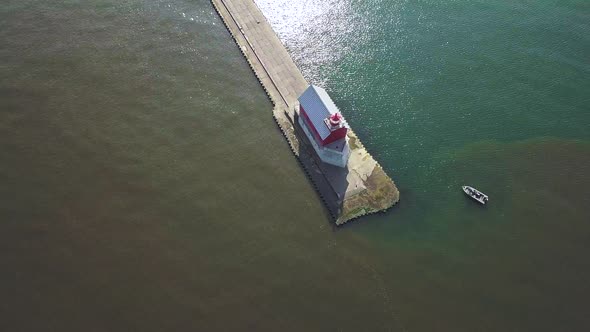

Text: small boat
xmin=462 ymin=185 xmax=489 ymax=205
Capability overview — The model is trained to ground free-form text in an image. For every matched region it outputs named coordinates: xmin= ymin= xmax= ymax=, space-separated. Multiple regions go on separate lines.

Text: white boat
xmin=462 ymin=185 xmax=489 ymax=205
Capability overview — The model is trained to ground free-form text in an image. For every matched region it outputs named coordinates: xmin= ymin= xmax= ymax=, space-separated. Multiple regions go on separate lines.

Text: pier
xmin=211 ymin=0 xmax=399 ymax=224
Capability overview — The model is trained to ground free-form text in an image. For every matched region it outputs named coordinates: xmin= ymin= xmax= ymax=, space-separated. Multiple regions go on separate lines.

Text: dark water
xmin=1 ymin=0 xmax=589 ymax=331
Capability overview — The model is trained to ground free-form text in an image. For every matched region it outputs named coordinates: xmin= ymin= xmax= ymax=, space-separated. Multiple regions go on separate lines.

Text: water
xmin=1 ymin=0 xmax=589 ymax=331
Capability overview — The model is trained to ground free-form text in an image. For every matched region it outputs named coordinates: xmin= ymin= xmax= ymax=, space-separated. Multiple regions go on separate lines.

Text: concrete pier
xmin=211 ymin=0 xmax=399 ymax=224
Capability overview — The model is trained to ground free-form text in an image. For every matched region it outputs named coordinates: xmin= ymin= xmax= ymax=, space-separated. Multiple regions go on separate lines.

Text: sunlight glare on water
xmin=255 ymin=0 xmax=385 ymax=86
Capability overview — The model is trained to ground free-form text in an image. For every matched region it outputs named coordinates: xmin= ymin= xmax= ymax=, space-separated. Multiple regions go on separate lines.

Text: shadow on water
xmin=291 ymin=111 xmax=349 ymax=227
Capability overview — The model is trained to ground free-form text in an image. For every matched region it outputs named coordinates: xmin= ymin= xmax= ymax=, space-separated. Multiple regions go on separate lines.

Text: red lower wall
xmin=300 ymin=106 xmax=348 ymax=146
xmin=323 ymin=127 xmax=347 ymax=145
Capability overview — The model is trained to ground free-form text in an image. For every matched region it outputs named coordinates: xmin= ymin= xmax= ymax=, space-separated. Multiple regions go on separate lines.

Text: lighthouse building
xmin=297 ymin=85 xmax=351 ymax=168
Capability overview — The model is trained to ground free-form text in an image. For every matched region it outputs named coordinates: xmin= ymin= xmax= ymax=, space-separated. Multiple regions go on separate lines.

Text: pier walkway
xmin=212 ymin=0 xmax=306 ymax=112
xmin=211 ymin=0 xmax=399 ymax=224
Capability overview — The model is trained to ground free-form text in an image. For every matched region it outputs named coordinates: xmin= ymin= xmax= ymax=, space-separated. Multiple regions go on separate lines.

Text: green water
xmin=1 ymin=0 xmax=589 ymax=331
